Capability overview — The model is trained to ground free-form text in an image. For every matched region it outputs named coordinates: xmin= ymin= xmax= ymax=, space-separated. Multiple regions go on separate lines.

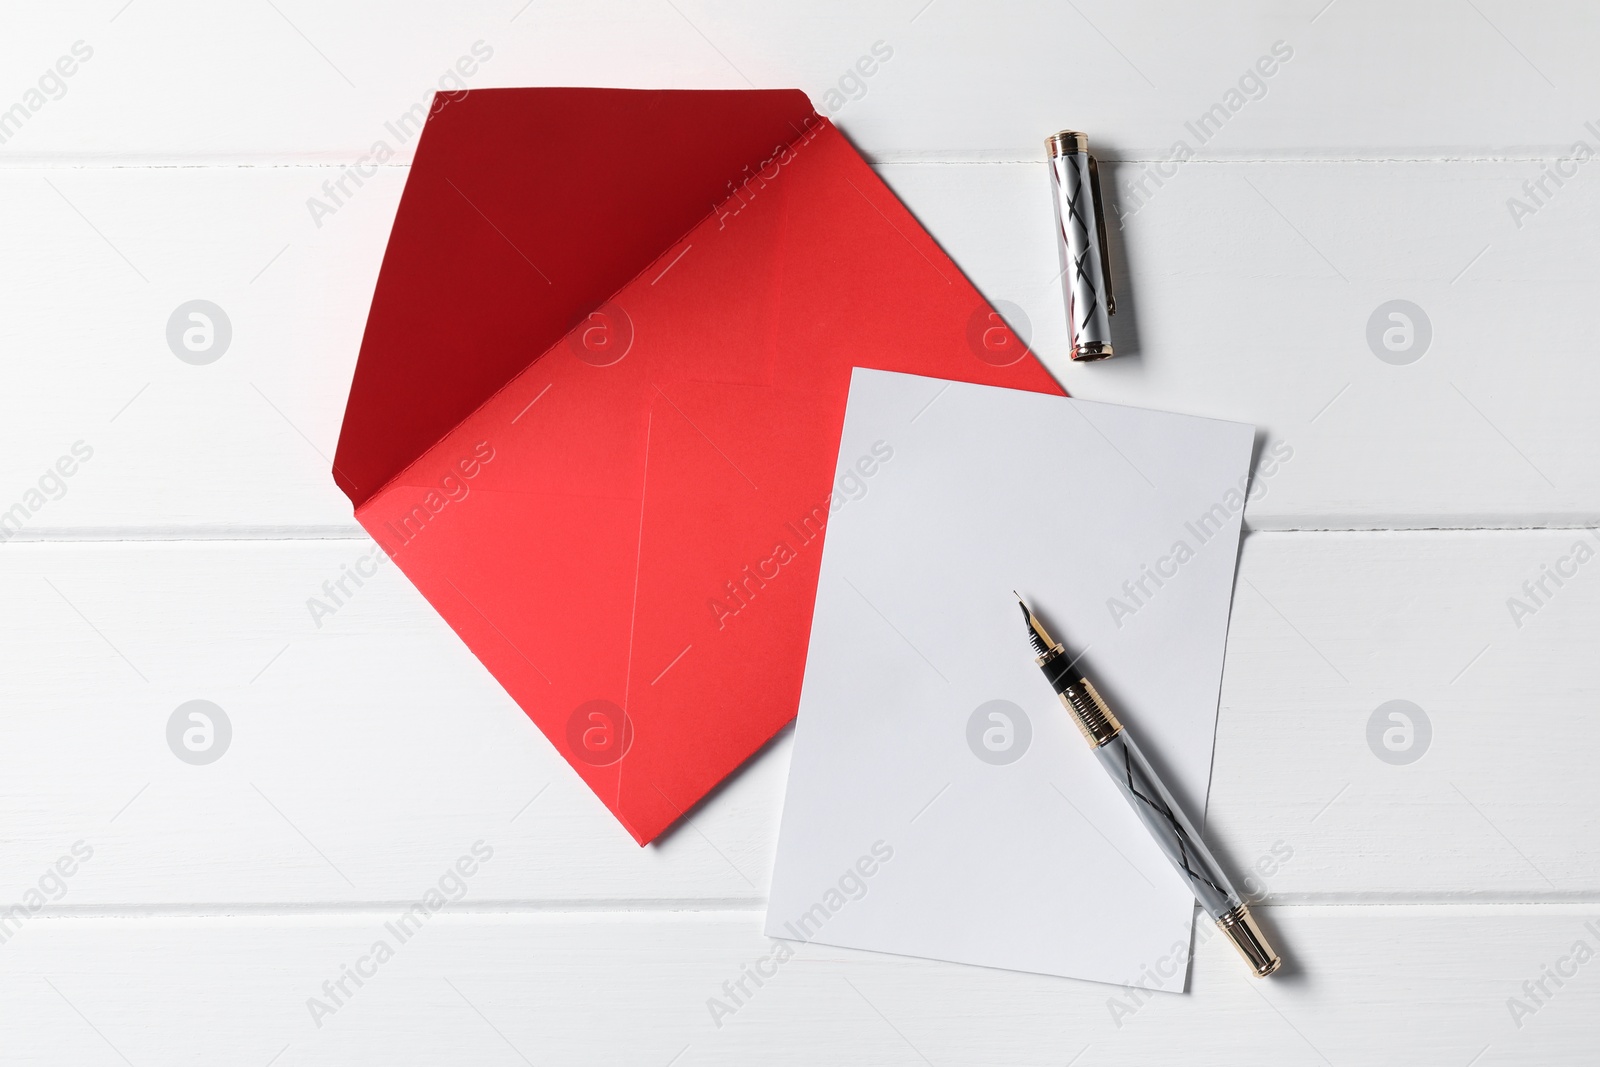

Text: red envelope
xmin=334 ymin=88 xmax=1063 ymax=844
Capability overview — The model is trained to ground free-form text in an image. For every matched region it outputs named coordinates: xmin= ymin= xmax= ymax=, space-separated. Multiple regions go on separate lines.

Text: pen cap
xmin=1045 ymin=130 xmax=1116 ymax=361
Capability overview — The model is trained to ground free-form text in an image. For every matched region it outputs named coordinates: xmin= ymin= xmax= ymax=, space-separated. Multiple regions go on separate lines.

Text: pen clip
xmin=1086 ymin=155 xmax=1116 ymax=317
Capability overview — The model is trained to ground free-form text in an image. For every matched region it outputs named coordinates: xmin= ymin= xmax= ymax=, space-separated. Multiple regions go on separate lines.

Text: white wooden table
xmin=4 ymin=2 xmax=1597 ymax=1063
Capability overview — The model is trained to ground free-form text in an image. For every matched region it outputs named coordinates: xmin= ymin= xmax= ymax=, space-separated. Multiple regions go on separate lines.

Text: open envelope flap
xmin=334 ymin=87 xmax=818 ymax=508
xmin=342 ymin=89 xmax=1065 ymax=844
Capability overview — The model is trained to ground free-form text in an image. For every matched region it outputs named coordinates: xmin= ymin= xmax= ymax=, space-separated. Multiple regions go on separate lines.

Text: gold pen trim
xmin=1020 ymin=598 xmax=1123 ymax=746
xmin=1217 ymin=904 xmax=1282 ymax=978
xmin=1057 ymin=679 xmax=1122 ymax=747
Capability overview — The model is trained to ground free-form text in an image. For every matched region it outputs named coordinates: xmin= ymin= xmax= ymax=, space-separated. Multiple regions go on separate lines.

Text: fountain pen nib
xmin=1015 ymin=594 xmax=1061 ymax=660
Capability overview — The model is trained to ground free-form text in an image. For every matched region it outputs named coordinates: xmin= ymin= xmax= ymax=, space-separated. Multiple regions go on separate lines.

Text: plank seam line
xmin=1 ymin=524 xmax=1595 ymax=546
xmin=0 ymin=155 xmax=1587 ymax=171
xmin=20 ymin=899 xmax=1600 ymax=920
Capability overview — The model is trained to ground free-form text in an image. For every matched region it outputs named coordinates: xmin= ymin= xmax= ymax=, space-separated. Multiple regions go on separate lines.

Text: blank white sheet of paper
xmin=766 ymin=368 xmax=1256 ymax=988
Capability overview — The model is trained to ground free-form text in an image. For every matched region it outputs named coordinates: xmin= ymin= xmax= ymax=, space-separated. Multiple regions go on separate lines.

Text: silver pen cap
xmin=1045 ymin=131 xmax=1116 ymax=361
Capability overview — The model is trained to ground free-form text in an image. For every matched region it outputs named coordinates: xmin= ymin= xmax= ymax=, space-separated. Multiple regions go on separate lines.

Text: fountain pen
xmin=1018 ymin=596 xmax=1281 ymax=977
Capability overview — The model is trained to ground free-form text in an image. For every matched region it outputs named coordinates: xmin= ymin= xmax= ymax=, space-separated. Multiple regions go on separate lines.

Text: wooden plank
xmin=880 ymin=159 xmax=1600 ymax=529
xmin=0 ymin=538 xmax=786 ymax=905
xmin=2 ymin=531 xmax=1596 ymax=905
xmin=3 ymin=160 xmax=1596 ymax=535
xmin=0 ymin=906 xmax=1593 ymax=1064
xmin=0 ymin=166 xmax=397 ymax=535
xmin=4 ymin=1 xmax=1597 ymax=161
xmin=1211 ymin=530 xmax=1600 ymax=902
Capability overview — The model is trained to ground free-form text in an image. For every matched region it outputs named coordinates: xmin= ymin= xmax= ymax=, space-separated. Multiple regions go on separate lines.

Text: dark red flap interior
xmin=334 ymin=87 xmax=819 ymax=506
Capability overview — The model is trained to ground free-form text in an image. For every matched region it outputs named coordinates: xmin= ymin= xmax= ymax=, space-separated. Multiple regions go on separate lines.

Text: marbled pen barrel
xmin=1056 ymin=675 xmax=1281 ymax=978
xmin=1095 ymin=729 xmax=1238 ymax=919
